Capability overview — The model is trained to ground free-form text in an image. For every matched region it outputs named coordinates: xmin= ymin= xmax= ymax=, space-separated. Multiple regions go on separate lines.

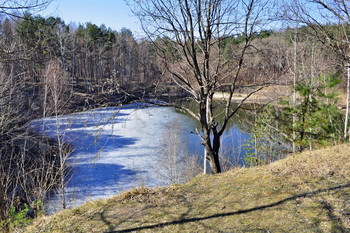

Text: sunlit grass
xmin=24 ymin=143 xmax=350 ymax=232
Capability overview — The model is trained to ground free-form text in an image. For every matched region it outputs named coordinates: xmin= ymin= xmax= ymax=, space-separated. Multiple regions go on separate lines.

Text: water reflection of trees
xmin=176 ymin=99 xmax=292 ymax=167
xmin=175 ymin=99 xmax=255 ymax=133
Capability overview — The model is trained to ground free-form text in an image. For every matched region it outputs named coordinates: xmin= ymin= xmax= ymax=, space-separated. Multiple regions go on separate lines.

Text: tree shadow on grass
xmin=319 ymin=200 xmax=349 ymax=232
xmin=106 ymin=183 xmax=350 ymax=233
xmin=99 ymin=205 xmax=157 ymax=232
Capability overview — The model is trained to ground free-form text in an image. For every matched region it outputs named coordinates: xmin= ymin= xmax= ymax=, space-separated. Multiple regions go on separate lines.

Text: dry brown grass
xmin=213 ymin=85 xmax=291 ymax=104
xmin=24 ymin=143 xmax=350 ymax=232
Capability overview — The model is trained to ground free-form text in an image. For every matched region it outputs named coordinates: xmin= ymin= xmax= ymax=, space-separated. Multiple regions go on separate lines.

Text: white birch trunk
xmin=344 ymin=64 xmax=350 ymax=140
xmin=292 ymin=29 xmax=297 ymax=153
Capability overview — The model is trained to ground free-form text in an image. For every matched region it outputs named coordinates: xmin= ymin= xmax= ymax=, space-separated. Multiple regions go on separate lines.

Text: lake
xmin=29 ymin=102 xmax=251 ymax=213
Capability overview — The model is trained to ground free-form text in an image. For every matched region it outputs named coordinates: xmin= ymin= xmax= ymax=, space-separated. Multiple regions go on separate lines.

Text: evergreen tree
xmin=280 ymin=73 xmax=343 ymax=152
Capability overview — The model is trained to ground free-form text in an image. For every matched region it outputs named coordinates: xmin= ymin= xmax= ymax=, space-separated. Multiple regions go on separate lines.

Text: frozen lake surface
xmin=30 ymin=103 xmax=250 ymax=213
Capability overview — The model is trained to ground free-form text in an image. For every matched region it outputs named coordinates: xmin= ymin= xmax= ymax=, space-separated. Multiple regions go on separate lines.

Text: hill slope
xmin=25 ymin=144 xmax=350 ymax=232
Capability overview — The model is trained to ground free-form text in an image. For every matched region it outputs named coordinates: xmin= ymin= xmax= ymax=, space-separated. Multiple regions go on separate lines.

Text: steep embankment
xmin=25 ymin=144 xmax=350 ymax=232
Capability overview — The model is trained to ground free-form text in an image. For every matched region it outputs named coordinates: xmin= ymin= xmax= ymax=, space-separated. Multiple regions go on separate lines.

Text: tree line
xmin=130 ymin=0 xmax=347 ymax=174
xmin=2 ymin=0 xmax=350 ymax=230
xmin=0 ymin=13 xmax=163 ymax=231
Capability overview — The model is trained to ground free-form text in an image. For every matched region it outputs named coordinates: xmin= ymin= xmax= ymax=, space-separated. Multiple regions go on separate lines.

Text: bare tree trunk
xmin=292 ymin=29 xmax=297 ymax=153
xmin=203 ymin=149 xmax=207 ymax=174
xmin=132 ymin=0 xmax=271 ymax=173
xmin=204 ymin=95 xmax=210 ymax=174
xmin=43 ymin=75 xmax=48 ymax=117
xmin=344 ymin=64 xmax=350 ymax=140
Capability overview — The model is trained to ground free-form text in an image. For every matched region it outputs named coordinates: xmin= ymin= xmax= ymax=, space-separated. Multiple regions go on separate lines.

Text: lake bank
xmin=24 ymin=143 xmax=350 ymax=232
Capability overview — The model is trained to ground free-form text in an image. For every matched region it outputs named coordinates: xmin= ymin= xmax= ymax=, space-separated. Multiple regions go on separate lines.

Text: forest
xmin=1 ymin=0 xmax=350 ymax=231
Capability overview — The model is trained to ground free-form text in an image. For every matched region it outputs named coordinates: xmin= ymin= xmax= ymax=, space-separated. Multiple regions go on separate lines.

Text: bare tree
xmin=282 ymin=0 xmax=350 ymax=140
xmin=43 ymin=59 xmax=72 ymax=209
xmin=130 ymin=0 xmax=271 ymax=173
xmin=0 ymin=66 xmax=66 ymax=231
xmin=0 ymin=0 xmax=50 ymax=17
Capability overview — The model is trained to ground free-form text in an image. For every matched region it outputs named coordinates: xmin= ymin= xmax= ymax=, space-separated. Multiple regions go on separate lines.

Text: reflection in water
xmin=175 ymin=99 xmax=255 ymax=166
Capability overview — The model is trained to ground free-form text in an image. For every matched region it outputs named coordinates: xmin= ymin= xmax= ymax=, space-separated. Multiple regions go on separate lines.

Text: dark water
xmin=175 ymin=100 xmax=254 ymax=168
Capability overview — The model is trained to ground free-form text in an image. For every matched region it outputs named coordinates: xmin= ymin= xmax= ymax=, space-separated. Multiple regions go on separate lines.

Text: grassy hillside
xmin=24 ymin=144 xmax=350 ymax=232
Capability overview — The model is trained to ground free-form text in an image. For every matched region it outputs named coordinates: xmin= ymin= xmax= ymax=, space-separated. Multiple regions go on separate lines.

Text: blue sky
xmin=42 ymin=0 xmax=142 ymax=35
